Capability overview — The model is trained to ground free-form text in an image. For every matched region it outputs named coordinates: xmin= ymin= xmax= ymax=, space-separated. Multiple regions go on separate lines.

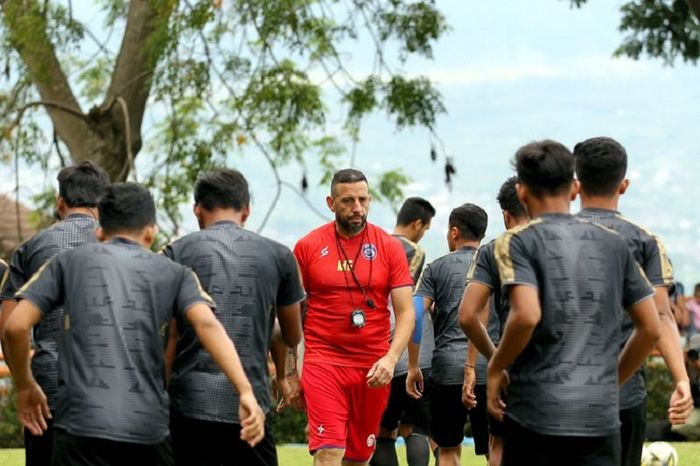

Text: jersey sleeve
xmin=414 ymin=263 xmax=436 ymax=300
xmin=622 ymin=247 xmax=655 ymax=309
xmin=14 ymin=256 xmax=64 ymax=316
xmin=494 ymin=231 xmax=538 ymax=290
xmin=1 ymin=241 xmax=29 ymax=301
xmin=387 ymin=236 xmax=414 ymax=289
xmin=409 ymin=246 xmax=426 ymax=285
xmin=467 ymin=243 xmax=497 ymax=290
xmin=176 ymin=268 xmax=216 ymax=319
xmin=276 ymin=246 xmax=306 ymax=307
xmin=642 ymin=234 xmax=674 ymax=288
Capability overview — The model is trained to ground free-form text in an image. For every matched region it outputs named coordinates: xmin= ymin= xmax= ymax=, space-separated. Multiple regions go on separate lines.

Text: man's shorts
xmin=379 ymin=370 xmax=431 ymax=435
xmin=428 ymin=380 xmax=488 ymax=455
xmin=473 ymin=383 xmax=505 ymax=438
xmin=302 ymin=361 xmax=391 ymax=462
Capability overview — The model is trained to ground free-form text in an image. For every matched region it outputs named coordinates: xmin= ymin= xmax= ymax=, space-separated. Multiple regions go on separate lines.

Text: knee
xmin=314 ymin=448 xmax=344 ymax=466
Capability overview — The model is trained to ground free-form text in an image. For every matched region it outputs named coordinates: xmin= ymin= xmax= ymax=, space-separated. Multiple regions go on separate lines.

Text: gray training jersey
xmin=466 ymin=240 xmax=504 ymax=385
xmin=577 ymin=207 xmax=674 ymax=410
xmin=163 ymin=221 xmax=305 ymax=423
xmin=495 ymin=213 xmax=654 ymax=436
xmin=1 ymin=214 xmax=98 ymax=409
xmin=415 ymin=246 xmax=477 ymax=385
xmin=17 ymin=238 xmax=214 ymax=444
xmin=392 ymin=234 xmax=434 ymax=374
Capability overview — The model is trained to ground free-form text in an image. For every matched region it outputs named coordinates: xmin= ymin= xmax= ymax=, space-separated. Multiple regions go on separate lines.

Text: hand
xmin=367 ymin=354 xmax=396 ymax=388
xmin=274 ymin=377 xmax=292 ymax=412
xmin=462 ymin=365 xmax=477 ymax=409
xmin=486 ymin=365 xmax=509 ymax=422
xmin=405 ymin=366 xmax=424 ymax=400
xmin=668 ymin=380 xmax=694 ymax=425
xmin=286 ymin=373 xmax=306 ymax=411
xmin=16 ymin=381 xmax=51 ymax=436
xmin=238 ymin=391 xmax=265 ymax=447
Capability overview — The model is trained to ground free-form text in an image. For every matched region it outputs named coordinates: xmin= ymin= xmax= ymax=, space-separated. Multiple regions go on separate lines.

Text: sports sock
xmin=370 ymin=437 xmax=399 ymax=466
xmin=405 ymin=433 xmax=430 ymax=466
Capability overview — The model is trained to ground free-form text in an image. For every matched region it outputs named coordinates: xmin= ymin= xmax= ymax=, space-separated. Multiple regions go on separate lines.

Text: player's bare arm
xmin=0 ymin=300 xmax=19 ymax=374
xmin=458 ymin=282 xmax=496 ymax=360
xmin=406 ymin=296 xmax=430 ymax=399
xmin=462 ymin=299 xmax=489 ymax=410
xmin=487 ymin=285 xmax=541 ymax=421
xmin=368 ymin=285 xmax=414 ymax=388
xmin=3 ymin=299 xmax=51 ymax=436
xmin=618 ymin=297 xmax=660 ymax=386
xmin=163 ymin=317 xmax=178 ymax=387
xmin=185 ymin=302 xmax=265 ymax=446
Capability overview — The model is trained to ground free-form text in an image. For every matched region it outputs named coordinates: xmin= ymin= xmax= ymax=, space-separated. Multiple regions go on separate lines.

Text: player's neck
xmin=525 ymin=196 xmax=570 ymax=218
xmin=61 ymin=206 xmax=98 ymax=220
xmin=200 ymin=209 xmax=244 ymax=229
xmin=393 ymin=225 xmax=418 ymax=243
xmin=578 ymin=193 xmax=619 ymax=212
xmin=451 ymin=238 xmax=479 ymax=251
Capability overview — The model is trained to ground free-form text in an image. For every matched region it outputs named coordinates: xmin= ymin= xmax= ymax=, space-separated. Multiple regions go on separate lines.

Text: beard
xmin=336 ymin=213 xmax=367 ymax=236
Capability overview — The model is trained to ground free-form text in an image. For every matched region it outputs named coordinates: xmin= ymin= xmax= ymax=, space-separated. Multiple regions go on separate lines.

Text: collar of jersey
xmin=536 ymin=212 xmax=574 ymax=220
xmin=209 ymin=220 xmax=241 ymax=228
xmin=578 ymin=207 xmax=620 ymax=216
xmin=65 ymin=213 xmax=96 ymax=221
xmin=108 ymin=237 xmax=142 ymax=247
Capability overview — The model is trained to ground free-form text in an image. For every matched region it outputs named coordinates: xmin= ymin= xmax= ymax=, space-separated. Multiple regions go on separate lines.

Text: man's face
xmin=327 ymin=181 xmax=370 ymax=236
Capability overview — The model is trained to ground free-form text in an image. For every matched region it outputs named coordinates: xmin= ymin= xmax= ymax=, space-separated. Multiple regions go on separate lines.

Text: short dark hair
xmin=396 ymin=197 xmax=436 ymax=226
xmin=497 ymin=177 xmax=527 ymax=219
xmin=57 ymin=161 xmax=110 ymax=208
xmin=194 ymin=169 xmax=250 ymax=211
xmin=573 ymin=137 xmax=628 ymax=196
xmin=449 ymin=203 xmax=488 ymax=241
xmin=99 ymin=183 xmax=156 ymax=234
xmin=330 ymin=168 xmax=368 ymax=196
xmin=514 ymin=140 xmax=574 ymax=196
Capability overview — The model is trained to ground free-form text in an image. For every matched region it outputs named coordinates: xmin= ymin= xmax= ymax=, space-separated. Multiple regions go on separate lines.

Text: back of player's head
xmin=396 ymin=197 xmax=436 ymax=226
xmin=573 ymin=137 xmax=628 ymax=196
xmin=514 ymin=140 xmax=574 ymax=196
xmin=57 ymin=161 xmax=110 ymax=208
xmin=194 ymin=169 xmax=250 ymax=211
xmin=449 ymin=203 xmax=488 ymax=241
xmin=99 ymin=183 xmax=156 ymax=234
xmin=497 ymin=177 xmax=527 ymax=219
xmin=330 ymin=168 xmax=368 ymax=195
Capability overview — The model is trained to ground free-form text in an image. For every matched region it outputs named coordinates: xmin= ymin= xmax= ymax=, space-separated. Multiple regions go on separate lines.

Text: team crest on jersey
xmin=362 ymin=243 xmax=377 ymax=260
xmin=366 ymin=434 xmax=376 ymax=447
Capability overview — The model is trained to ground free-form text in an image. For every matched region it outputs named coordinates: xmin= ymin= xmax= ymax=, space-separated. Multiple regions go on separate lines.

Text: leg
xmin=402 ymin=373 xmax=431 ymax=466
xmin=428 ymin=382 xmax=468 ymax=466
xmin=488 ymin=435 xmax=503 ymax=466
xmin=619 ymin=400 xmax=646 ymax=466
xmin=315 ymin=448 xmax=346 ymax=466
xmin=220 ymin=418 xmax=278 ymax=466
xmin=468 ymin=385 xmax=490 ymax=457
xmin=170 ymin=410 xmax=218 ymax=466
xmin=404 ymin=433 xmax=430 ymax=466
xmin=25 ymin=416 xmax=54 ymax=466
xmin=370 ymin=375 xmax=404 ymax=466
xmin=345 ymin=370 xmax=391 ymax=465
xmin=437 ymin=446 xmax=461 ymax=466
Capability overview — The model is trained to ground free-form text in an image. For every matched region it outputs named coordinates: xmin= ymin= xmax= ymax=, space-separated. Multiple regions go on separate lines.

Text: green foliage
xmin=270 ymin=408 xmax=308 ymax=444
xmin=0 ymin=385 xmax=23 ymax=448
xmin=569 ymin=0 xmax=700 ymax=64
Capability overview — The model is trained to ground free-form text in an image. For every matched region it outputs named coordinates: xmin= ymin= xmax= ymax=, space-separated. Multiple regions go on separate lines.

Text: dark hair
xmin=194 ymin=169 xmax=250 ymax=211
xmin=396 ymin=197 xmax=436 ymax=226
xmin=695 ymin=283 xmax=700 ymax=293
xmin=514 ymin=140 xmax=574 ymax=196
xmin=57 ymin=161 xmax=110 ymax=208
xmin=449 ymin=203 xmax=488 ymax=241
xmin=330 ymin=168 xmax=368 ymax=196
xmin=497 ymin=177 xmax=527 ymax=219
xmin=98 ymin=183 xmax=156 ymax=234
xmin=573 ymin=137 xmax=628 ymax=196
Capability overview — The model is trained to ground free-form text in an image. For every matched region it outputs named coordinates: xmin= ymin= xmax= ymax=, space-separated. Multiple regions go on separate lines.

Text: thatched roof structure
xmin=0 ymin=194 xmax=38 ymax=259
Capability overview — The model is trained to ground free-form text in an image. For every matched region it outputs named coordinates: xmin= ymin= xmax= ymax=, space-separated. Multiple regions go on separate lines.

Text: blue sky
xmin=3 ymin=1 xmax=700 ymax=288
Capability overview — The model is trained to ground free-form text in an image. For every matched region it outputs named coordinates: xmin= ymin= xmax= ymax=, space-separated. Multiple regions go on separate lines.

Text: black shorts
xmin=428 ymin=380 xmax=488 ymax=455
xmin=619 ymin=399 xmax=646 ymax=466
xmin=52 ymin=427 xmax=173 ymax=466
xmin=25 ymin=415 xmax=53 ymax=466
xmin=170 ymin=410 xmax=277 ymax=466
xmin=473 ymin=384 xmax=504 ymax=438
xmin=502 ymin=416 xmax=621 ymax=466
xmin=379 ymin=370 xmax=431 ymax=435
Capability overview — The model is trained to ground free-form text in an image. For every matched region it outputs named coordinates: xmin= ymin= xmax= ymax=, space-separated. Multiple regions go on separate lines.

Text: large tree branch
xmin=103 ymin=0 xmax=175 ymax=159
xmin=1 ymin=0 xmax=90 ymax=160
xmin=687 ymin=0 xmax=700 ymax=21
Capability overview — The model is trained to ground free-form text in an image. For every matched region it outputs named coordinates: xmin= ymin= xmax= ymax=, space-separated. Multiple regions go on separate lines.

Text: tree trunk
xmin=687 ymin=0 xmax=700 ymax=22
xmin=1 ymin=0 xmax=174 ymax=181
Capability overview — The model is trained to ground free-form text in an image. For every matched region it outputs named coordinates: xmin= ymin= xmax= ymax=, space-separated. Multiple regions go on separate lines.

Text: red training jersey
xmin=294 ymin=221 xmax=413 ymax=368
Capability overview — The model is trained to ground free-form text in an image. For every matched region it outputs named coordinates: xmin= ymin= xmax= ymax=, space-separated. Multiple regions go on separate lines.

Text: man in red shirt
xmin=294 ymin=168 xmax=416 ymax=466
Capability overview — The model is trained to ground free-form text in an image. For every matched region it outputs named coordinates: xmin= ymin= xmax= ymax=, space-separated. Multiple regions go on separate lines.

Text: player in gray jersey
xmin=372 ymin=196 xmax=435 ymax=466
xmin=459 ymin=176 xmax=529 ymax=466
xmin=0 ymin=161 xmax=109 ymax=466
xmin=163 ymin=169 xmax=304 ymax=466
xmin=3 ymin=183 xmax=265 ymax=466
xmin=488 ymin=140 xmax=660 ymax=466
xmin=573 ymin=137 xmax=692 ymax=466
xmin=406 ymin=203 xmax=487 ymax=466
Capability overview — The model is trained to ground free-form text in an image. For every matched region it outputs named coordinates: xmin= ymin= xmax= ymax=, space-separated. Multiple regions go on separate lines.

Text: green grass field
xmin=2 ymin=443 xmax=700 ymax=465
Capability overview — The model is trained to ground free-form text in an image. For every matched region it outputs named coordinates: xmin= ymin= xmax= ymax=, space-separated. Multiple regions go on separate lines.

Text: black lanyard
xmin=335 ymin=227 xmax=376 ymax=310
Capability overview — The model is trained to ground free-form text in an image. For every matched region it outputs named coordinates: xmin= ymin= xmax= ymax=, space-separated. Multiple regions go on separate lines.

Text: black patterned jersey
xmin=494 ymin=213 xmax=654 ymax=436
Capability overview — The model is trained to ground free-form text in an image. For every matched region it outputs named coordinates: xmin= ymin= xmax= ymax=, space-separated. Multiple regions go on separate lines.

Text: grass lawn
xmin=2 ymin=443 xmax=700 ymax=465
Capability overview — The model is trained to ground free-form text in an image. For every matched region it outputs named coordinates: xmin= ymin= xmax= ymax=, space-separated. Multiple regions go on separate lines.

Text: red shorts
xmin=302 ymin=362 xmax=391 ymax=462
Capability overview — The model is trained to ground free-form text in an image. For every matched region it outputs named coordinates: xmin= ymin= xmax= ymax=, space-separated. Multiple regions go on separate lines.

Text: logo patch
xmin=366 ymin=434 xmax=376 ymax=447
xmin=317 ymin=424 xmax=325 ymax=435
xmin=320 ymin=246 xmax=329 ymax=258
xmin=362 ymin=243 xmax=377 ymax=260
